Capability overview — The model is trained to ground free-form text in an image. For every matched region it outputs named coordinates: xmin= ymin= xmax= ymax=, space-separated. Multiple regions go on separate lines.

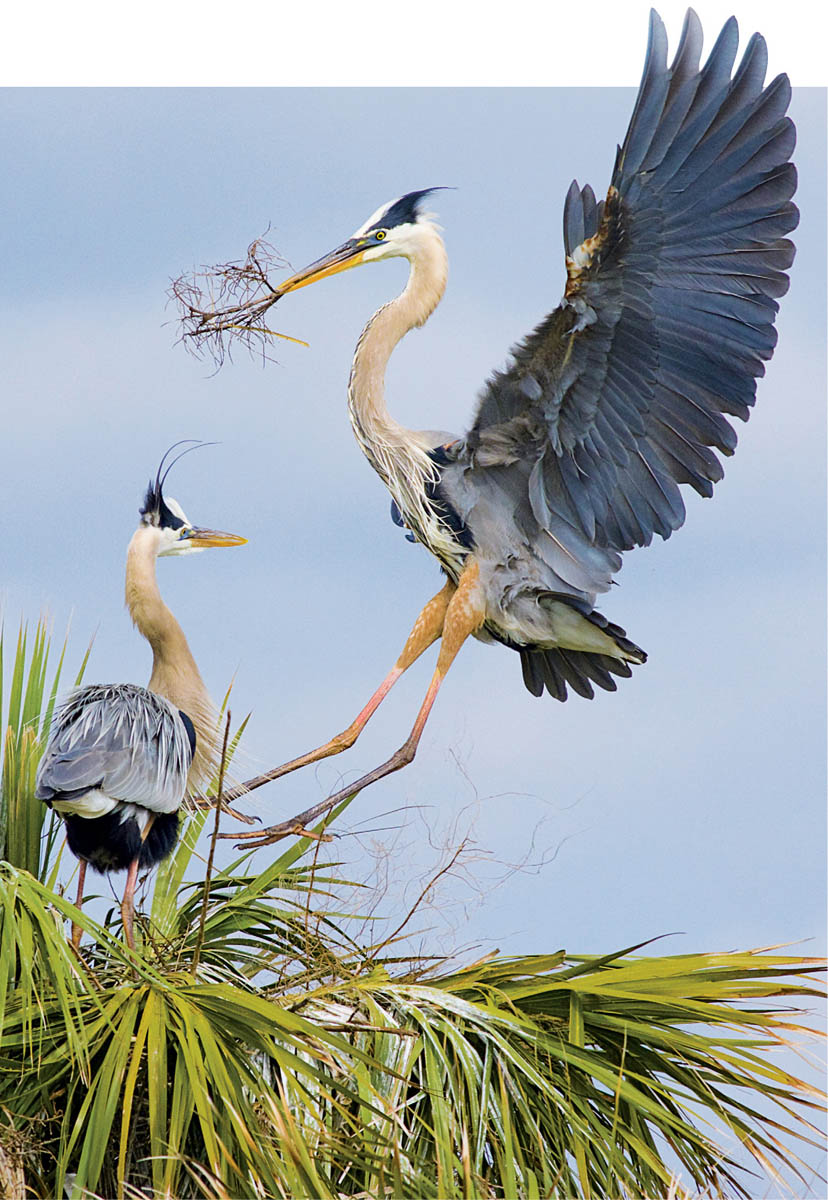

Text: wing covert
xmin=36 ymin=683 xmax=193 ymax=815
xmin=464 ymin=9 xmax=798 ymax=560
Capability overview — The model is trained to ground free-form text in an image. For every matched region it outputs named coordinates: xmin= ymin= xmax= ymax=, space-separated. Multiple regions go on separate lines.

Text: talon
xmin=234 ymin=824 xmax=334 ymax=850
xmin=289 ymin=825 xmax=333 ymax=842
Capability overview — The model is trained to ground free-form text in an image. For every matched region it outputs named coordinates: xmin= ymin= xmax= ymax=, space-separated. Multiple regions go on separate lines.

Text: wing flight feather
xmin=464 ymin=9 xmax=798 ymax=567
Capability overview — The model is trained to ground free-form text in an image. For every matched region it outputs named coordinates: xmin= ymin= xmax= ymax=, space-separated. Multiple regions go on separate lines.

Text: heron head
xmin=274 ymin=188 xmax=448 ymax=296
xmin=140 ymin=441 xmax=247 ymax=557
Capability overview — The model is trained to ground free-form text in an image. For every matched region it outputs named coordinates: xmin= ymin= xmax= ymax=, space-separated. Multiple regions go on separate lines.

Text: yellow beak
xmin=276 ymin=240 xmax=368 ymax=297
xmin=186 ymin=529 xmax=248 ymax=548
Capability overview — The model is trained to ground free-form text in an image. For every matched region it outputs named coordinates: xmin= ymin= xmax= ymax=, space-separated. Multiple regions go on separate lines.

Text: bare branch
xmin=370 ymin=838 xmax=471 ymax=958
xmin=169 ymin=230 xmax=306 ymax=368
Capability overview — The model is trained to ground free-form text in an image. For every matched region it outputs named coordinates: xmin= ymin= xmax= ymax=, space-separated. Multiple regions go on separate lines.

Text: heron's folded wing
xmin=36 ymin=683 xmax=192 ymax=815
xmin=464 ymin=10 xmax=797 ymax=562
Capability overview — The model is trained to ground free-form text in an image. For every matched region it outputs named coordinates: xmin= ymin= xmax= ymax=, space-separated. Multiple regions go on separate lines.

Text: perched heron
xmin=232 ymin=10 xmax=798 ymax=843
xmin=36 ymin=443 xmax=246 ymax=947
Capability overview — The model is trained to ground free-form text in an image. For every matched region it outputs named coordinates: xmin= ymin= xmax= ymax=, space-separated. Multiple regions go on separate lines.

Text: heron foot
xmin=218 ymin=808 xmax=337 ymax=849
xmin=225 ymin=821 xmax=334 ymax=849
xmin=222 ymin=739 xmax=419 ymax=850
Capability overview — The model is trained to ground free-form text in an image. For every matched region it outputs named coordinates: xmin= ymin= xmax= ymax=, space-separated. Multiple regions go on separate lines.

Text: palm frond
xmin=0 ymin=618 xmax=92 ymax=878
xmin=0 ymin=622 xmax=823 ymax=1199
xmin=2 ymin=847 xmax=822 ymax=1200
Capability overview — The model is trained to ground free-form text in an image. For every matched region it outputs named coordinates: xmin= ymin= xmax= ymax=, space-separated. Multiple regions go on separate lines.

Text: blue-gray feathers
xmin=36 ymin=683 xmax=194 ymax=872
xmin=465 ymin=9 xmax=797 ymax=566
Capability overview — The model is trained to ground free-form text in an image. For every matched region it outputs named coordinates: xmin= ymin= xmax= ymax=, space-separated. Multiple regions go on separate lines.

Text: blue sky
xmin=1 ymin=28 xmax=824 ymax=989
xmin=2 ymin=4 xmax=825 ymax=1187
xmin=3 ymin=77 xmax=820 ymax=964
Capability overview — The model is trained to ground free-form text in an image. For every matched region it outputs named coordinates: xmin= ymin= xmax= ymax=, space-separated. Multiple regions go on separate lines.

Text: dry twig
xmin=170 ymin=230 xmax=306 ymax=367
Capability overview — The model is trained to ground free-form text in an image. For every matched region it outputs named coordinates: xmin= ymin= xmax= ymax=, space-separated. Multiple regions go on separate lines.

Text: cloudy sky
xmin=2 ymin=3 xmax=824 ymax=1000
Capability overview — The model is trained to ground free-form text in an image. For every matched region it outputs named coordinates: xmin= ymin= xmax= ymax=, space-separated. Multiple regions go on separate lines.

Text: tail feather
xmin=518 ymin=614 xmax=646 ymax=703
xmin=553 ymin=650 xmax=599 ymax=700
xmin=539 ymin=652 xmax=569 ymax=702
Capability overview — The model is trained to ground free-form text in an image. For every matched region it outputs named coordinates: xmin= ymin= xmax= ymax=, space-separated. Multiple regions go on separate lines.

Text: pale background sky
xmin=1 ymin=3 xmax=825 ymax=1187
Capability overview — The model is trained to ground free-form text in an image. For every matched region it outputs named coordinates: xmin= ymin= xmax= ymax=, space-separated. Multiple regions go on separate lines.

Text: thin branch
xmin=370 ymin=839 xmax=470 ymax=959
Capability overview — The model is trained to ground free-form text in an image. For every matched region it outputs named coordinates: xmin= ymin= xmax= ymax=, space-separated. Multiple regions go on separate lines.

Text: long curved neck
xmin=125 ymin=527 xmax=216 ymax=787
xmin=348 ymin=226 xmax=448 ymax=483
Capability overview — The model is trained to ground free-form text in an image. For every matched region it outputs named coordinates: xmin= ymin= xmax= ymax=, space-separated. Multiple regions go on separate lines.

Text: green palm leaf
xmin=0 ymin=619 xmax=823 ymax=1199
xmin=0 ymin=618 xmax=92 ymax=878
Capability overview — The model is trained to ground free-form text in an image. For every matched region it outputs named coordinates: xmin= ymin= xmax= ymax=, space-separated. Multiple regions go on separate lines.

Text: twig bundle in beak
xmin=170 ymin=230 xmax=306 ymax=368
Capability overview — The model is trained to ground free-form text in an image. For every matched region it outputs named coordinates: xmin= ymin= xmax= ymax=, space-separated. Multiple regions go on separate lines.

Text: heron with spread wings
xmin=36 ymin=444 xmax=247 ymax=946
xmin=224 ymin=9 xmax=797 ymax=847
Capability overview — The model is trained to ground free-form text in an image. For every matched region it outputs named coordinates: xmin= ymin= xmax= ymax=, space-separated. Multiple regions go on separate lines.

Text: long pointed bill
xmin=275 ymin=240 xmax=368 ymax=297
xmin=186 ymin=529 xmax=248 ymax=548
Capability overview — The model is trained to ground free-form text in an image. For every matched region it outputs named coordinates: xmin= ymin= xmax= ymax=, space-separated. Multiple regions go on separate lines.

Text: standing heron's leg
xmin=121 ymin=814 xmax=155 ymax=950
xmin=70 ymin=860 xmax=88 ymax=950
xmin=121 ymin=857 xmax=140 ymax=951
xmin=230 ymin=563 xmax=485 ymax=848
xmin=217 ymin=581 xmax=456 ymax=806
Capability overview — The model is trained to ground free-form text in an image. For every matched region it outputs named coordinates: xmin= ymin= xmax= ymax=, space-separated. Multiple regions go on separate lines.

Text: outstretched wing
xmin=36 ymin=683 xmax=193 ymax=815
xmin=463 ymin=10 xmax=797 ymax=584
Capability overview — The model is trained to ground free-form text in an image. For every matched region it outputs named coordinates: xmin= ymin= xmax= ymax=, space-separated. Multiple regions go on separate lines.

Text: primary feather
xmin=457 ymin=9 xmax=796 ymax=590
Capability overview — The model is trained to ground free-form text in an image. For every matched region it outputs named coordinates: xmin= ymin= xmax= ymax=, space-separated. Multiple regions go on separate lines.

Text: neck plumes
xmin=125 ymin=528 xmax=217 ymax=789
xmin=348 ymin=226 xmax=449 ymax=513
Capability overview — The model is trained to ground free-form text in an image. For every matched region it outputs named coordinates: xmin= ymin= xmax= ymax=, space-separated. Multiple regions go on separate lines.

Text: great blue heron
xmin=227 ymin=10 xmax=798 ymax=847
xmin=36 ymin=443 xmax=246 ymax=947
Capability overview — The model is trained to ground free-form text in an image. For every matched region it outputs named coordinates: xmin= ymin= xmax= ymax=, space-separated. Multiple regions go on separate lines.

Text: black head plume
xmin=140 ymin=440 xmax=217 ymax=528
xmin=364 ymin=187 xmax=452 ymax=233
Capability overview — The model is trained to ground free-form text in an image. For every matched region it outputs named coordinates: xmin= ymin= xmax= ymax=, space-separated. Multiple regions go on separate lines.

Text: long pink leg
xmin=121 ymin=858 xmax=140 ymax=950
xmin=70 ymin=860 xmax=88 ymax=950
xmin=231 ymin=562 xmax=486 ymax=848
xmin=217 ymin=581 xmax=456 ymax=806
xmin=120 ymin=815 xmax=156 ymax=950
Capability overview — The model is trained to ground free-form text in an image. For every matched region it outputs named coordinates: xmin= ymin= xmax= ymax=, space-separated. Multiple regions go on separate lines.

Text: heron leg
xmin=121 ymin=815 xmax=156 ymax=950
xmin=121 ymin=857 xmax=140 ymax=951
xmin=223 ymin=581 xmax=456 ymax=802
xmin=231 ymin=563 xmax=485 ymax=848
xmin=70 ymin=860 xmax=88 ymax=950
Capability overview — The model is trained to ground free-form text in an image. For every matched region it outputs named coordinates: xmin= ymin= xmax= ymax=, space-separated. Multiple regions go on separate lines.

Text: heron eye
xmin=375 ymin=230 xmax=387 ymax=241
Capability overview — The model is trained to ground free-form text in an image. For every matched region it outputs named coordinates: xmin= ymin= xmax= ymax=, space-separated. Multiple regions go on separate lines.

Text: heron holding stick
xmin=196 ymin=11 xmax=797 ymax=847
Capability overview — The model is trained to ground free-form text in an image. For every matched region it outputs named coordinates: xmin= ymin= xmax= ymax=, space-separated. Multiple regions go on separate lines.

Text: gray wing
xmin=460 ymin=10 xmax=797 ymax=594
xmin=35 ymin=683 xmax=193 ymax=814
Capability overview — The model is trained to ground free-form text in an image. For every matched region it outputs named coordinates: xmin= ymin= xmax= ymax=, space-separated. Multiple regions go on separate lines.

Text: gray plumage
xmin=422 ymin=9 xmax=797 ymax=695
xmin=270 ymin=9 xmax=797 ymax=708
xmin=455 ymin=9 xmax=796 ymax=570
xmin=36 ymin=683 xmax=194 ymax=821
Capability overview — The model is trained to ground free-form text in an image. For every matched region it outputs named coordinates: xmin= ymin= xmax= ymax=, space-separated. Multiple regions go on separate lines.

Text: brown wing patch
xmin=564 ymin=186 xmax=620 ymax=299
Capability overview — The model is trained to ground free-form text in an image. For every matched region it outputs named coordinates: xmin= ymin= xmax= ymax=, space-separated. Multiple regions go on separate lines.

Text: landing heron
xmin=36 ymin=443 xmax=247 ymax=946
xmin=228 ymin=10 xmax=797 ymax=847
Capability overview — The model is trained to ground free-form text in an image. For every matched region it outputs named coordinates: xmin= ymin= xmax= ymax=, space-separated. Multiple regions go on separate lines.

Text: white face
xmin=359 ymin=223 xmax=433 ymax=263
xmin=155 ymin=497 xmax=205 ymax=557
